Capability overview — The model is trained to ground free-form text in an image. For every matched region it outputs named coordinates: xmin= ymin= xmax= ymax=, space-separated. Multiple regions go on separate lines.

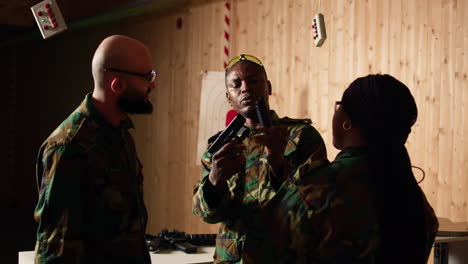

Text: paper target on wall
xmin=196 ymin=71 xmax=234 ymax=165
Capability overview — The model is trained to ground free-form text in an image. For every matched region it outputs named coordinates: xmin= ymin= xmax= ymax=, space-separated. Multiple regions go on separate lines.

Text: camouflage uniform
xmin=263 ymin=147 xmax=438 ymax=263
xmin=192 ymin=111 xmax=327 ymax=263
xmin=34 ymin=93 xmax=150 ymax=264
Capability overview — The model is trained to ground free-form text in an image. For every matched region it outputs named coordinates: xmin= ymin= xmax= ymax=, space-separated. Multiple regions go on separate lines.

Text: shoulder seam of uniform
xmin=45 ymin=113 xmax=89 ymax=148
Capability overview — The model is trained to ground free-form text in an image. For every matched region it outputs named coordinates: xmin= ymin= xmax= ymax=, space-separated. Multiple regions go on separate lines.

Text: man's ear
xmin=226 ymin=91 xmax=232 ymax=106
xmin=267 ymin=80 xmax=272 ymax=95
xmin=110 ymin=77 xmax=124 ymax=94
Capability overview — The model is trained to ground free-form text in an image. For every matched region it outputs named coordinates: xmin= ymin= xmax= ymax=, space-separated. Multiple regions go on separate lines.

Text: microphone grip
xmin=256 ymin=97 xmax=271 ymax=127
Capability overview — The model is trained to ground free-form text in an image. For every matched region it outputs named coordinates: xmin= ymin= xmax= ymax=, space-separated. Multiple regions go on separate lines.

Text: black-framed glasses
xmin=335 ymin=101 xmax=342 ymax=111
xmin=104 ymin=68 xmax=157 ymax=83
xmin=226 ymin=54 xmax=264 ymax=72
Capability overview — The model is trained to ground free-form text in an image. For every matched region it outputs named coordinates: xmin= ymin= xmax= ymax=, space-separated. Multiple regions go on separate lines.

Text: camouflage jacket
xmin=262 ymin=147 xmax=438 ymax=264
xmin=192 ymin=111 xmax=327 ymax=263
xmin=34 ymin=93 xmax=150 ymax=264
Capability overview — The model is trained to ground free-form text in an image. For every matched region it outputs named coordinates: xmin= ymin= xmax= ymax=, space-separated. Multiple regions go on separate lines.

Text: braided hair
xmin=341 ymin=74 xmax=428 ymax=263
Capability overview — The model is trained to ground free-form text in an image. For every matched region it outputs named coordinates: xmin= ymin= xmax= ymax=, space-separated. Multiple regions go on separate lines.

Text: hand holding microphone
xmin=254 ymin=97 xmax=288 ymax=180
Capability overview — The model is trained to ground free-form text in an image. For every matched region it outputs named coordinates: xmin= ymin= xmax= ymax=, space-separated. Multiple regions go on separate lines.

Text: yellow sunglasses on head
xmin=225 ymin=54 xmax=264 ymax=72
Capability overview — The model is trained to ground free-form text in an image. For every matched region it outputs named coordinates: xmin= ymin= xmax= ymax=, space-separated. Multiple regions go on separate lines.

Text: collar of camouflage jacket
xmin=81 ymin=93 xmax=134 ymax=130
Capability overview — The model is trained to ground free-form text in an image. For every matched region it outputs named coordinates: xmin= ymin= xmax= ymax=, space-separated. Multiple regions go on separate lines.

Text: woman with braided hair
xmin=262 ymin=74 xmax=438 ymax=264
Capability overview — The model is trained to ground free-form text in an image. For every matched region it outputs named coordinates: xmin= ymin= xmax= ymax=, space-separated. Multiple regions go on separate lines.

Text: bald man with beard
xmin=34 ymin=35 xmax=156 ymax=264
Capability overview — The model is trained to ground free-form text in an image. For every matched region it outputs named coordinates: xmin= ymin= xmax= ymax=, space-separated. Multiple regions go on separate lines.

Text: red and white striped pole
xmin=223 ymin=0 xmax=232 ymax=69
xmin=223 ymin=0 xmax=237 ymax=125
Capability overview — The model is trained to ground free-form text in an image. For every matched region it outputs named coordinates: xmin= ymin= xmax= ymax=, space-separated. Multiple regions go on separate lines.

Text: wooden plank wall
xmin=105 ymin=0 xmax=468 ymax=234
xmin=127 ymin=2 xmax=226 ymax=234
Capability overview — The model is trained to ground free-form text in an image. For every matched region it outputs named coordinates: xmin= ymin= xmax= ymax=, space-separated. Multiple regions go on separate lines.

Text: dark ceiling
xmin=1 ymin=0 xmax=142 ymax=38
xmin=0 ymin=0 xmax=146 ymax=27
xmin=0 ymin=0 xmax=194 ymax=44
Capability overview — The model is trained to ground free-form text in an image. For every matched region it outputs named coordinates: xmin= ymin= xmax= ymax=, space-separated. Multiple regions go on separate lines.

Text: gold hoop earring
xmin=342 ymin=122 xmax=352 ymax=131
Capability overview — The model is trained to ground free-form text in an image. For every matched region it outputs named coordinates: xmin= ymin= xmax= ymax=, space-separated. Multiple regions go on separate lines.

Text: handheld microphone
xmin=255 ymin=97 xmax=271 ymax=127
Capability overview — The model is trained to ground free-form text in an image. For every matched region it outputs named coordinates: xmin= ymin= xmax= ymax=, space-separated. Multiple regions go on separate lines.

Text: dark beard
xmin=118 ymin=97 xmax=153 ymax=114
